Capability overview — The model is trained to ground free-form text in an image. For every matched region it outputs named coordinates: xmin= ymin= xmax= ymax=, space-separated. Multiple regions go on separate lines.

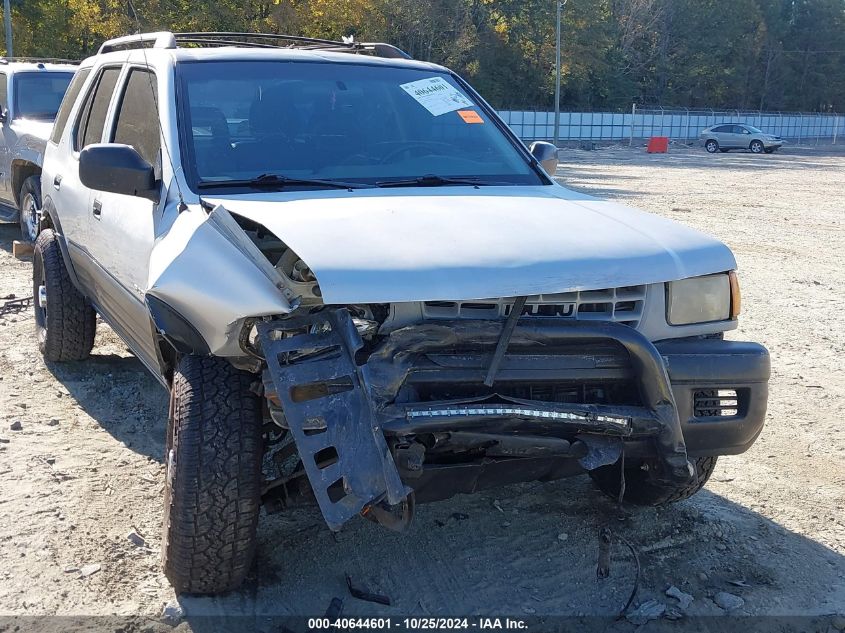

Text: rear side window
xmin=74 ymin=67 xmax=121 ymax=151
xmin=50 ymin=68 xmax=91 ymax=145
xmin=713 ymin=125 xmax=731 ymax=133
xmin=112 ymin=69 xmax=161 ymax=172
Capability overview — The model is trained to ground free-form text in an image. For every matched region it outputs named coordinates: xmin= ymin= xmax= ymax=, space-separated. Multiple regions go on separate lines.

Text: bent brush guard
xmin=367 ymin=319 xmax=695 ymax=484
xmin=257 ymin=311 xmax=410 ymax=531
xmin=259 ymin=312 xmax=694 ymax=531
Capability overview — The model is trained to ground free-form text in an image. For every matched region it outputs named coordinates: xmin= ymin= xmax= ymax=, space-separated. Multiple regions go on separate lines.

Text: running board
xmin=257 ymin=311 xmax=409 ymax=531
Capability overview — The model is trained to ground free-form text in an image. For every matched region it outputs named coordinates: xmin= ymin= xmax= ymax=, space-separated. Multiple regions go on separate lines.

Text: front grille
xmin=422 ymin=286 xmax=647 ymax=328
xmin=694 ymin=389 xmax=741 ymax=418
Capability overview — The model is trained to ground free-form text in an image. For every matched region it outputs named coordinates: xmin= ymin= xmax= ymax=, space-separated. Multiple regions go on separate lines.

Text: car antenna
xmin=126 ymin=0 xmax=187 ymax=213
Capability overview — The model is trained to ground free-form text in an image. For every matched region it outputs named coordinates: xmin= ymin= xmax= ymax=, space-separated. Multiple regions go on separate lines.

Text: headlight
xmin=666 ymin=273 xmax=739 ymax=325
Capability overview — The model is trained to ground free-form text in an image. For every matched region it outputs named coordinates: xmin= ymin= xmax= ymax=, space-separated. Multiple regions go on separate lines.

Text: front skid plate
xmin=257 ymin=312 xmax=409 ymax=530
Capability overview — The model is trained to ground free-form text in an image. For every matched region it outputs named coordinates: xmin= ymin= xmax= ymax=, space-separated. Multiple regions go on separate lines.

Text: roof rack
xmin=98 ymin=31 xmax=412 ymax=60
xmin=0 ymin=56 xmax=79 ymax=65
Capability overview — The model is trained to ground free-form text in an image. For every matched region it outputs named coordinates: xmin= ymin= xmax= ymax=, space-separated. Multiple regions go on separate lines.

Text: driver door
xmin=85 ymin=66 xmax=163 ymax=372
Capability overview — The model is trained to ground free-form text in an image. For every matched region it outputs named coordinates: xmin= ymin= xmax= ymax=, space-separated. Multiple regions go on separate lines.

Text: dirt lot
xmin=0 ymin=146 xmax=843 ymax=631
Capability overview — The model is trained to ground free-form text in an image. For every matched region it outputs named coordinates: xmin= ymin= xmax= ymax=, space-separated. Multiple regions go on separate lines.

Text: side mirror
xmin=0 ymin=108 xmax=7 ymax=124
xmin=529 ymin=141 xmax=558 ymax=177
xmin=79 ymin=144 xmax=159 ymax=202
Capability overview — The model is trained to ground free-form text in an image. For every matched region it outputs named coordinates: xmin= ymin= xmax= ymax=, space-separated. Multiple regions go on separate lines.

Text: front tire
xmin=33 ymin=229 xmax=96 ymax=362
xmin=19 ymin=175 xmax=41 ymax=243
xmin=750 ymin=140 xmax=764 ymax=154
xmin=589 ymin=455 xmax=718 ymax=506
xmin=162 ymin=355 xmax=264 ymax=594
xmin=705 ymin=140 xmax=719 ymax=153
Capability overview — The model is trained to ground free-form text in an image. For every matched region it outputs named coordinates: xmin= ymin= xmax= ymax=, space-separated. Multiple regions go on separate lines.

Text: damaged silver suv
xmin=37 ymin=32 xmax=769 ymax=594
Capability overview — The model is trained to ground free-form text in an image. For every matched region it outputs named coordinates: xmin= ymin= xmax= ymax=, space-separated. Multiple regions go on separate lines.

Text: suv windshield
xmin=177 ymin=60 xmax=544 ymax=191
xmin=14 ymin=72 xmax=74 ymax=120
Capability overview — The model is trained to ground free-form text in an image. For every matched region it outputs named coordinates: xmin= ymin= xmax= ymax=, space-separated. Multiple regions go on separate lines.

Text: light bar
xmin=406 ymin=405 xmax=631 ymax=429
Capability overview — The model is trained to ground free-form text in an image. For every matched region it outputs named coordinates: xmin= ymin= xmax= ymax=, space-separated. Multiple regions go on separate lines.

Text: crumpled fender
xmin=146 ymin=204 xmax=292 ymax=356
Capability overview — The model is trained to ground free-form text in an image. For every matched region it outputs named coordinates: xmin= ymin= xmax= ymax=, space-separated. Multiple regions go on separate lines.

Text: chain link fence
xmin=498 ymin=106 xmax=844 ymax=145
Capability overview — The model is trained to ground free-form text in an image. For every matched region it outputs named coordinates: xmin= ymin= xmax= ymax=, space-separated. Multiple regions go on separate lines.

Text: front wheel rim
xmin=751 ymin=142 xmax=763 ymax=153
xmin=33 ymin=251 xmax=48 ymax=346
xmin=21 ymin=193 xmax=38 ymax=241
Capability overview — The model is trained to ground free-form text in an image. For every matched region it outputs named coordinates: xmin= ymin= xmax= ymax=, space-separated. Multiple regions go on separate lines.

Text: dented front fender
xmin=147 ymin=204 xmax=293 ymax=357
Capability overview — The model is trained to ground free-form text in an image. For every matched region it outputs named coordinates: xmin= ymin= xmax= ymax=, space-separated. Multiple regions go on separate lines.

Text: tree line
xmin=6 ymin=0 xmax=845 ymax=112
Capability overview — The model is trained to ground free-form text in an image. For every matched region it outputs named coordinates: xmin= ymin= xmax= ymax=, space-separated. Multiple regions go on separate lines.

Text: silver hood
xmin=208 ymin=185 xmax=736 ymax=305
xmin=10 ymin=119 xmax=53 ymax=141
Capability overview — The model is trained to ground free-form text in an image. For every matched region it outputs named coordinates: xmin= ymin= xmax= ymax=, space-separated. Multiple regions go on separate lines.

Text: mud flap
xmin=257 ymin=311 xmax=409 ymax=531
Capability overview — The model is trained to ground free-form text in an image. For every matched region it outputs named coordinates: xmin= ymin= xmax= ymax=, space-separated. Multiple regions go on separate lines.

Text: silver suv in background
xmin=700 ymin=123 xmax=783 ymax=154
xmin=0 ymin=58 xmax=76 ymax=241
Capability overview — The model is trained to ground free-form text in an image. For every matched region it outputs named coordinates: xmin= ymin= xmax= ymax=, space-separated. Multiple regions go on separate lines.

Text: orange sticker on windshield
xmin=457 ymin=110 xmax=484 ymax=124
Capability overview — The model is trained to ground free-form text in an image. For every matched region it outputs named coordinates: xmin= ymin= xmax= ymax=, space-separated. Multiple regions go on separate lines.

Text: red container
xmin=647 ymin=136 xmax=669 ymax=153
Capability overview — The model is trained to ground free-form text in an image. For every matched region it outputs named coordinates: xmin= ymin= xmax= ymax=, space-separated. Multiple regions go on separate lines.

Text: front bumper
xmin=656 ymin=337 xmax=769 ymax=456
xmin=258 ymin=312 xmax=769 ymax=528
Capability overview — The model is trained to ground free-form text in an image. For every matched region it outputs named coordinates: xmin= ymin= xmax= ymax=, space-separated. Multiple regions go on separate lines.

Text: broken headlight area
xmin=234 ymin=213 xmax=324 ymax=303
xmin=254 ymin=307 xmax=694 ymax=531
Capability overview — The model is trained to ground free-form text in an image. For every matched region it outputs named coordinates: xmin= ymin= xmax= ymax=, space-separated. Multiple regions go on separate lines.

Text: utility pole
xmin=553 ymin=0 xmax=562 ymax=146
xmin=3 ymin=0 xmax=12 ymax=57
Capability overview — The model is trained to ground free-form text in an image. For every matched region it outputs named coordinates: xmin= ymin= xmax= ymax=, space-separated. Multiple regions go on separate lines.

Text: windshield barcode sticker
xmin=399 ymin=77 xmax=473 ymax=116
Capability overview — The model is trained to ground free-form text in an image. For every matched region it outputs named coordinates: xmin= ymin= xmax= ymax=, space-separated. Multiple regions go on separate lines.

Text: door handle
xmin=92 ymin=199 xmax=102 ymax=219
xmin=53 ymin=174 xmax=62 ymax=190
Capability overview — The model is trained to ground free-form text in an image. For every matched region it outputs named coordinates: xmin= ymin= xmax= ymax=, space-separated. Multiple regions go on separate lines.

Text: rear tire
xmin=33 ymin=229 xmax=96 ymax=362
xmin=19 ymin=176 xmax=41 ymax=243
xmin=750 ymin=140 xmax=764 ymax=154
xmin=705 ymin=140 xmax=719 ymax=153
xmin=589 ymin=455 xmax=718 ymax=506
xmin=162 ymin=355 xmax=264 ymax=594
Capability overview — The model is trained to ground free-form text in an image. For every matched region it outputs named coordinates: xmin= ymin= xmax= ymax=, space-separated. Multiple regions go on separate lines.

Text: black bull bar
xmin=258 ymin=310 xmax=695 ymax=531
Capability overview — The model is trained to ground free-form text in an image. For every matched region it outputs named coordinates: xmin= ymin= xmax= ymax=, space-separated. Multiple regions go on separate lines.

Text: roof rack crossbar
xmin=97 ymin=30 xmax=412 ymax=60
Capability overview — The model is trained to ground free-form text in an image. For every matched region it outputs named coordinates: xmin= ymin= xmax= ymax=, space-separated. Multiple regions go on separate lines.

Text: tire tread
xmin=162 ymin=355 xmax=263 ymax=594
xmin=34 ymin=229 xmax=96 ymax=362
xmin=590 ymin=455 xmax=718 ymax=506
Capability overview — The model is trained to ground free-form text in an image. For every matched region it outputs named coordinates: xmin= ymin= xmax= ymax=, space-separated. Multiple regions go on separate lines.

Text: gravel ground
xmin=0 ymin=145 xmax=843 ymax=631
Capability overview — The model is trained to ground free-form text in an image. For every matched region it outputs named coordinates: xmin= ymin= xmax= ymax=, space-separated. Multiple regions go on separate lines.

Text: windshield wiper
xmin=197 ymin=173 xmax=374 ymax=191
xmin=376 ymin=174 xmax=502 ymax=188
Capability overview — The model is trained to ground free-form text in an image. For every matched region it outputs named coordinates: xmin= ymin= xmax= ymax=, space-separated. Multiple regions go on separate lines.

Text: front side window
xmin=177 ymin=60 xmax=543 ymax=192
xmin=112 ymin=68 xmax=161 ymax=173
xmin=13 ymin=72 xmax=74 ymax=120
xmin=75 ymin=67 xmax=121 ymax=151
